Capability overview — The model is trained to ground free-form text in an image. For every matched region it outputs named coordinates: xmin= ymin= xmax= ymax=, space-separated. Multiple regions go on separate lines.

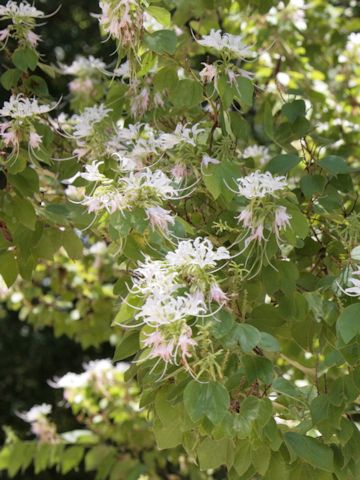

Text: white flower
xmin=130 ymin=88 xmax=150 ymax=118
xmin=133 ymin=257 xmax=179 ymax=296
xmin=156 ymin=123 xmax=204 ymax=149
xmin=242 ymin=145 xmax=271 ymax=166
xmin=146 ymin=206 xmax=175 ymax=232
xmin=114 ymin=60 xmax=131 ymax=78
xmin=344 ymin=270 xmax=360 ymax=297
xmin=274 ymin=206 xmax=291 ymax=231
xmin=136 ymin=292 xmax=206 ymax=327
xmin=237 ymin=206 xmax=253 ymax=228
xmin=66 ymin=161 xmax=110 ymax=184
xmin=26 ymin=30 xmax=41 ymax=47
xmin=97 ymin=0 xmax=143 ymax=47
xmin=51 ymin=372 xmax=89 ymax=389
xmin=0 ymin=28 xmax=10 ymax=42
xmin=236 ymin=171 xmax=287 ymax=199
xmin=19 ymin=404 xmax=52 ymax=423
xmin=71 ymin=104 xmax=111 ymax=138
xmin=210 ymin=283 xmax=228 ymax=303
xmin=197 ymin=29 xmax=253 ymax=59
xmin=199 ymin=62 xmax=217 ymax=83
xmin=202 ymin=154 xmax=220 ymax=167
xmin=0 ymin=94 xmax=53 ymax=119
xmin=166 ymin=237 xmax=230 ymax=269
xmin=0 ymin=1 xmax=44 ymax=19
xmin=29 ymin=131 xmax=42 ymax=148
xmin=61 ymin=55 xmax=107 ymax=76
xmin=121 ymin=169 xmax=177 ymax=200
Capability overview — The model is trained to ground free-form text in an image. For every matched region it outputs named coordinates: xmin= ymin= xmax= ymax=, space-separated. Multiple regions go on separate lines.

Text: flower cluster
xmin=128 ymin=238 xmax=230 ymax=372
xmin=18 ymin=404 xmax=58 ymax=443
xmin=97 ymin=0 xmax=144 ymax=48
xmin=0 ymin=94 xmax=53 ymax=152
xmin=197 ymin=29 xmax=253 ymax=59
xmin=235 ymin=171 xmax=291 ymax=248
xmin=0 ymin=1 xmax=44 ymax=48
xmin=242 ymin=145 xmax=271 ymax=166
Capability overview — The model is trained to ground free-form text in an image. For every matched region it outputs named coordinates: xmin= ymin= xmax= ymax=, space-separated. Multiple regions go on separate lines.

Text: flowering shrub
xmin=0 ymin=0 xmax=360 ymax=478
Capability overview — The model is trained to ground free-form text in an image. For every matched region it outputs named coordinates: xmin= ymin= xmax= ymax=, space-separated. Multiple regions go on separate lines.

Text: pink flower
xmin=151 ymin=341 xmax=174 ymax=363
xmin=153 ymin=92 xmax=164 ymax=108
xmin=26 ymin=30 xmax=41 ymax=47
xmin=143 ymin=330 xmax=164 ymax=348
xmin=274 ymin=206 xmax=291 ymax=231
xmin=178 ymin=332 xmax=197 ymax=360
xmin=199 ymin=63 xmax=217 ymax=83
xmin=210 ymin=283 xmax=229 ymax=304
xmin=131 ymin=88 xmax=149 ymax=118
xmin=237 ymin=207 xmax=253 ymax=228
xmin=146 ymin=206 xmax=175 ymax=232
xmin=0 ymin=28 xmax=10 ymax=42
xmin=171 ymin=163 xmax=187 ymax=180
xmin=69 ymin=78 xmax=94 ymax=94
xmin=29 ymin=131 xmax=42 ymax=149
xmin=245 ymin=223 xmax=264 ymax=246
xmin=2 ymin=130 xmax=19 ymax=147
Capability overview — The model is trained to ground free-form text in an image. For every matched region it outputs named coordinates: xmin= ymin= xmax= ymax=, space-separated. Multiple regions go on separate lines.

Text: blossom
xmin=166 ymin=237 xmax=230 ymax=269
xmin=344 ymin=270 xmax=360 ymax=297
xmin=156 ymin=123 xmax=204 ymax=149
xmin=0 ymin=1 xmax=44 ymax=19
xmin=61 ymin=55 xmax=107 ymax=76
xmin=274 ymin=206 xmax=291 ymax=232
xmin=202 ymin=154 xmax=220 ymax=167
xmin=236 ymin=171 xmax=288 ymax=199
xmin=19 ymin=404 xmax=52 ymax=423
xmin=66 ymin=161 xmax=110 ymax=184
xmin=0 ymin=28 xmax=10 ymax=42
xmin=96 ymin=0 xmax=143 ymax=47
xmin=210 ymin=283 xmax=228 ymax=303
xmin=177 ymin=331 xmax=197 ymax=360
xmin=245 ymin=223 xmax=265 ymax=245
xmin=237 ymin=207 xmax=253 ymax=228
xmin=146 ymin=206 xmax=175 ymax=232
xmin=69 ymin=78 xmax=95 ymax=94
xmin=242 ymin=145 xmax=271 ymax=166
xmin=0 ymin=94 xmax=53 ymax=119
xmin=26 ymin=30 xmax=41 ymax=46
xmin=71 ymin=104 xmax=111 ymax=138
xmin=29 ymin=131 xmax=42 ymax=148
xmin=197 ymin=29 xmax=253 ymax=59
xmin=199 ymin=63 xmax=217 ymax=83
xmin=130 ymin=88 xmax=150 ymax=117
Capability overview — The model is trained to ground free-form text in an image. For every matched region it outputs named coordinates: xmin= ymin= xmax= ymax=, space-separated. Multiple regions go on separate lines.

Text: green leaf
xmin=153 ymin=419 xmax=183 ymax=449
xmin=198 ymin=438 xmax=233 ymax=470
xmin=284 ymin=432 xmax=334 ymax=472
xmin=113 ymin=331 xmax=139 ymax=361
xmin=259 ymin=332 xmax=280 ymax=352
xmin=337 ymin=303 xmax=360 ymax=343
xmin=61 ymin=230 xmax=83 ymax=260
xmin=300 ymin=175 xmax=326 ymax=198
xmin=243 ymin=356 xmax=273 ymax=383
xmin=203 ymin=166 xmax=222 ymax=199
xmin=0 ymin=251 xmax=18 ymax=287
xmin=318 ymin=156 xmax=351 ymax=175
xmin=184 ymin=381 xmax=230 ymax=424
xmin=233 ymin=441 xmax=252 ymax=475
xmin=229 ymin=112 xmax=250 ymax=141
xmin=146 ymin=6 xmax=171 ymax=27
xmin=267 ymin=154 xmax=300 ymax=174
xmin=1 ymin=68 xmax=21 ymax=90
xmin=282 ymin=100 xmax=306 ymax=123
xmin=252 ymin=444 xmax=271 ymax=475
xmin=144 ymin=30 xmax=177 ymax=55
xmin=170 ymin=79 xmax=203 ymax=107
xmin=12 ymin=47 xmax=38 ymax=71
xmin=263 ymin=100 xmax=274 ymax=139
xmin=12 ymin=196 xmax=36 ymax=230
xmin=61 ymin=446 xmax=84 ymax=474
xmin=235 ymin=324 xmax=261 ymax=353
xmin=235 ymin=77 xmax=254 ymax=107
